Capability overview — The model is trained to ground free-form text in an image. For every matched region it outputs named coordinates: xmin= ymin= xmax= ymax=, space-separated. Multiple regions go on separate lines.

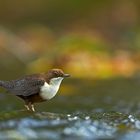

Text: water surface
xmin=0 ymin=78 xmax=140 ymax=140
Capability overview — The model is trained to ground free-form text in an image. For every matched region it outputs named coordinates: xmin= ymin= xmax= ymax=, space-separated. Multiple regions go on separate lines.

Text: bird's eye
xmin=54 ymin=72 xmax=59 ymax=77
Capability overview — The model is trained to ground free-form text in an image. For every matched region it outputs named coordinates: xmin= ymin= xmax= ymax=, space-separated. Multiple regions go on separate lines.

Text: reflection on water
xmin=0 ymin=111 xmax=140 ymax=140
xmin=0 ymin=78 xmax=140 ymax=139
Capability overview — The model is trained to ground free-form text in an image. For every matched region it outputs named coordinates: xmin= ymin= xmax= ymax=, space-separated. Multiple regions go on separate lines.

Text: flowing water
xmin=0 ymin=78 xmax=140 ymax=140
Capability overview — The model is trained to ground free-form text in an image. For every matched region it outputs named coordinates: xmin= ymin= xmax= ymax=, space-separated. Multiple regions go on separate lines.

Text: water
xmin=0 ymin=78 xmax=140 ymax=139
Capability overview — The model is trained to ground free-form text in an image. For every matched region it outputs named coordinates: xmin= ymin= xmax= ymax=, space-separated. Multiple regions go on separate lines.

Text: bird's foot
xmin=24 ymin=104 xmax=35 ymax=112
xmin=24 ymin=105 xmax=30 ymax=111
xmin=31 ymin=104 xmax=35 ymax=112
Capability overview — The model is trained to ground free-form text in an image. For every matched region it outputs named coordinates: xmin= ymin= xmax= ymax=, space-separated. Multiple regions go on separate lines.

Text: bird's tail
xmin=0 ymin=80 xmax=13 ymax=89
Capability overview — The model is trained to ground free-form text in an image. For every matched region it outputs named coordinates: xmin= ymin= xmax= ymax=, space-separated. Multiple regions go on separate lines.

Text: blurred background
xmin=1 ymin=1 xmax=140 ymax=139
xmin=0 ymin=0 xmax=140 ymax=80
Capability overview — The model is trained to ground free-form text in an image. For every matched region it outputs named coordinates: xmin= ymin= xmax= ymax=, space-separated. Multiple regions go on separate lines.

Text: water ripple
xmin=0 ymin=111 xmax=140 ymax=139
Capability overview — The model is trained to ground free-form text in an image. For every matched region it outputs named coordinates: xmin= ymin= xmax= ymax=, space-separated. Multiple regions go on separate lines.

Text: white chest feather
xmin=40 ymin=77 xmax=63 ymax=100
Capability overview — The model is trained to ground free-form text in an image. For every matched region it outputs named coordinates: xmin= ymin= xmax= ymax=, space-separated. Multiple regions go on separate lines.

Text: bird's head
xmin=45 ymin=69 xmax=70 ymax=84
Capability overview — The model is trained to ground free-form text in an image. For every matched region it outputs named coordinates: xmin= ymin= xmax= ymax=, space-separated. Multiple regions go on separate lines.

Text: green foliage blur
xmin=0 ymin=0 xmax=140 ymax=79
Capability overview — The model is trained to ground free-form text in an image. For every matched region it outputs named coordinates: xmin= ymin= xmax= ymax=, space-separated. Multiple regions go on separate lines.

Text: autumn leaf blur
xmin=0 ymin=0 xmax=139 ymax=79
xmin=1 ymin=2 xmax=140 ymax=139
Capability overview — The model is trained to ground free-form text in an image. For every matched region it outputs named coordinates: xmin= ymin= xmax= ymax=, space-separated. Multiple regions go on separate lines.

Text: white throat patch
xmin=40 ymin=77 xmax=64 ymax=100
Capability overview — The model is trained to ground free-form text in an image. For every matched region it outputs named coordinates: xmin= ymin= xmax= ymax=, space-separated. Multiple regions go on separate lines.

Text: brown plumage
xmin=0 ymin=69 xmax=70 ymax=112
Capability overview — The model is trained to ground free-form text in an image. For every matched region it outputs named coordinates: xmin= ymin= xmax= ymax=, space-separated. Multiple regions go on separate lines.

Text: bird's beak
xmin=63 ymin=74 xmax=70 ymax=77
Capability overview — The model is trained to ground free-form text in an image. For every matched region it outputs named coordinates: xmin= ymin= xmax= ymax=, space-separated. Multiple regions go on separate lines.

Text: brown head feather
xmin=45 ymin=69 xmax=70 ymax=83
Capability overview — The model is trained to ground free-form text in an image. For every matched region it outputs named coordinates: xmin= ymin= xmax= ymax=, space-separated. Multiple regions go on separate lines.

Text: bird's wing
xmin=9 ymin=77 xmax=45 ymax=96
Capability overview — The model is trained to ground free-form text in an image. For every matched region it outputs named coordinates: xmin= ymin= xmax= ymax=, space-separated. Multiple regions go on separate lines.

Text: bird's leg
xmin=24 ymin=100 xmax=31 ymax=111
xmin=24 ymin=104 xmax=30 ymax=111
xmin=31 ymin=104 xmax=35 ymax=112
xmin=24 ymin=102 xmax=35 ymax=112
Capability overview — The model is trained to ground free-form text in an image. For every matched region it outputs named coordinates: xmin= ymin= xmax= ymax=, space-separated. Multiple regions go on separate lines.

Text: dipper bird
xmin=0 ymin=69 xmax=70 ymax=112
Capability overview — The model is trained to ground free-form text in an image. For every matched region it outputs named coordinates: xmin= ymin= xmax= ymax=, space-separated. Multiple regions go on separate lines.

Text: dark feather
xmin=1 ymin=74 xmax=45 ymax=96
xmin=0 ymin=69 xmax=67 ymax=97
